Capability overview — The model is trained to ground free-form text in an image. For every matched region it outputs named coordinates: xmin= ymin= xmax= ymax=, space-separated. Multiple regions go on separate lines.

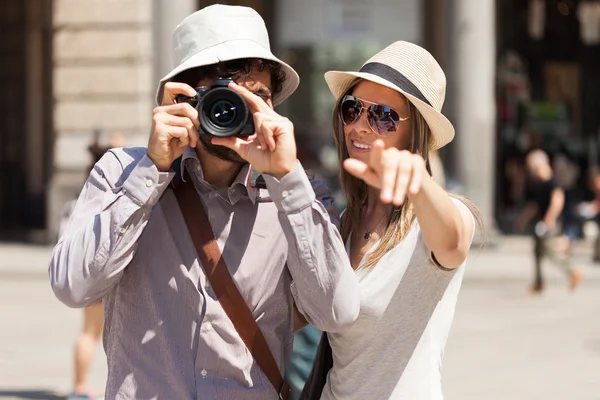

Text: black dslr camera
xmin=176 ymin=78 xmax=255 ymax=138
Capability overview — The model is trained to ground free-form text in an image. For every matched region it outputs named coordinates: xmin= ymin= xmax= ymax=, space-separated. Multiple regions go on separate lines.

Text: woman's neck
xmin=363 ymin=188 xmax=391 ymax=219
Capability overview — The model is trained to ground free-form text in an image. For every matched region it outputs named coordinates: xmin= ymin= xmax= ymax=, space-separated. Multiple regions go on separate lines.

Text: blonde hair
xmin=333 ymin=83 xmax=485 ymax=269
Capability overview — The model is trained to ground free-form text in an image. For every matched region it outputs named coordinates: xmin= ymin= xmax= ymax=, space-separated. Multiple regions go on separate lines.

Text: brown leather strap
xmin=174 ymin=175 xmax=289 ymax=400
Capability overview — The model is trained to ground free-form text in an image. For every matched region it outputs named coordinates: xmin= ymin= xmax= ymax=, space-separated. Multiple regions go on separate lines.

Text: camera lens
xmin=199 ymin=85 xmax=252 ymax=137
xmin=209 ymin=100 xmax=237 ymax=127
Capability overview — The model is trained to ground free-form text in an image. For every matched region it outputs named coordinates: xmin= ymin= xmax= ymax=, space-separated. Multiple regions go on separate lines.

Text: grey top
xmin=322 ymin=200 xmax=474 ymax=400
xmin=49 ymin=146 xmax=359 ymax=400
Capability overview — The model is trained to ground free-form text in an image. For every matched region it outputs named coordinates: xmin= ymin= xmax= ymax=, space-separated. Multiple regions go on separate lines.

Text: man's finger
xmin=166 ymin=126 xmax=189 ymax=149
xmin=260 ymin=120 xmax=277 ymax=152
xmin=228 ymin=81 xmax=270 ymax=114
xmin=252 ymin=113 xmax=268 ymax=150
xmin=211 ymin=137 xmax=251 ymax=160
xmin=253 ymin=112 xmax=276 ymax=151
xmin=162 ymin=82 xmax=197 ymax=106
xmin=157 ymin=103 xmax=199 ymax=128
xmin=157 ymin=114 xmax=199 ymax=148
xmin=211 ymin=136 xmax=240 ymax=150
xmin=157 ymin=113 xmax=194 ymax=127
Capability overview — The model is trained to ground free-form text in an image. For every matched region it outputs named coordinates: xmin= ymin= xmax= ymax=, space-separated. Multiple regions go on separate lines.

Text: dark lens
xmin=341 ymin=97 xmax=361 ymax=125
xmin=210 ymin=100 xmax=237 ymax=127
xmin=368 ymin=105 xmax=400 ymax=136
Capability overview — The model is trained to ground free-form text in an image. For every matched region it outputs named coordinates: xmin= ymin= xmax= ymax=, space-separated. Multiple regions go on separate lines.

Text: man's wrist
xmin=272 ymin=159 xmax=299 ymax=180
xmin=147 ymin=152 xmax=172 ymax=172
xmin=262 ymin=160 xmax=316 ymax=214
xmin=123 ymin=154 xmax=175 ymax=207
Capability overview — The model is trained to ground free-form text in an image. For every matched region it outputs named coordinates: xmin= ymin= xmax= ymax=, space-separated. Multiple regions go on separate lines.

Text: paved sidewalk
xmin=0 ymin=237 xmax=599 ymax=399
xmin=0 ymin=243 xmax=54 ymax=277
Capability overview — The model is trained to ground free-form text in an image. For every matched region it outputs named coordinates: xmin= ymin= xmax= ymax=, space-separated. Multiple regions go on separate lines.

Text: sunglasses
xmin=340 ymin=95 xmax=409 ymax=136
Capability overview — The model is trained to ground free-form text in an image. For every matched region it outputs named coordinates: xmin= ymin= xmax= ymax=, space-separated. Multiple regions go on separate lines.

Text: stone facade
xmin=47 ymin=0 xmax=155 ymax=238
xmin=43 ymin=0 xmax=497 ymax=242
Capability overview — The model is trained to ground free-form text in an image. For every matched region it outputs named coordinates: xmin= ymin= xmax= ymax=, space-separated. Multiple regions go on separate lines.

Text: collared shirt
xmin=49 ymin=146 xmax=359 ymax=400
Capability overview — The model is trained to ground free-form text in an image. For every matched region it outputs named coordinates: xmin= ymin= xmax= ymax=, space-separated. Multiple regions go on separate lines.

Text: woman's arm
xmin=343 ymin=140 xmax=475 ymax=269
xmin=409 ymin=174 xmax=474 ymax=268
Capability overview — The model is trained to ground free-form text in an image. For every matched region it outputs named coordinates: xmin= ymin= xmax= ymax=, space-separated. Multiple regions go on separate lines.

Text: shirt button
xmin=119 ymin=227 xmax=126 ymax=234
xmin=205 ymin=280 xmax=211 ymax=289
xmin=145 ymin=179 xmax=153 ymax=187
xmin=281 ymin=190 xmax=290 ymax=198
xmin=196 ymin=164 xmax=201 ymax=171
xmin=201 ymin=369 xmax=207 ymax=377
xmin=205 ymin=322 xmax=213 ymax=331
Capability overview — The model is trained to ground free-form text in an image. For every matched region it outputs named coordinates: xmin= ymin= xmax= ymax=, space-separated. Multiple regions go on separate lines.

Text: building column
xmin=447 ymin=0 xmax=497 ymax=241
xmin=152 ymin=0 xmax=197 ymax=87
xmin=25 ymin=0 xmax=49 ymax=233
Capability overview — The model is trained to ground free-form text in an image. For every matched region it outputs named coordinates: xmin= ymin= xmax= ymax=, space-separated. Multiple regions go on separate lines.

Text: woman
xmin=311 ymin=41 xmax=483 ymax=399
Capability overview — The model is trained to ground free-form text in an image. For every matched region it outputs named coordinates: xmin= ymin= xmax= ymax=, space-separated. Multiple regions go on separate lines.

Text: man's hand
xmin=147 ymin=82 xmax=200 ymax=172
xmin=211 ymin=82 xmax=298 ymax=179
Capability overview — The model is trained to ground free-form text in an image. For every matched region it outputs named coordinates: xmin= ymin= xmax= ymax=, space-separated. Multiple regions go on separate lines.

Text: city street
xmin=1 ymin=0 xmax=599 ymax=399
xmin=1 ymin=236 xmax=599 ymax=400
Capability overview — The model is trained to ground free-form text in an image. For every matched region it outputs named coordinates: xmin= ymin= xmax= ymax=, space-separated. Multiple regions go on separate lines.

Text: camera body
xmin=176 ymin=78 xmax=255 ymax=138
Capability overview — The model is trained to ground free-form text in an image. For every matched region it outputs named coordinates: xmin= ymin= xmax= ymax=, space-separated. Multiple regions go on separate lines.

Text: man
xmin=517 ymin=149 xmax=582 ymax=293
xmin=49 ymin=5 xmax=359 ymax=399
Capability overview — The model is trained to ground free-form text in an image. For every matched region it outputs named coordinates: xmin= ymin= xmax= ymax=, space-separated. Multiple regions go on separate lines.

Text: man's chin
xmin=199 ymin=136 xmax=247 ymax=164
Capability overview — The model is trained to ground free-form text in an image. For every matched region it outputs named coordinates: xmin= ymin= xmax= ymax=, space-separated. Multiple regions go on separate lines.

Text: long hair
xmin=333 ymin=83 xmax=485 ymax=269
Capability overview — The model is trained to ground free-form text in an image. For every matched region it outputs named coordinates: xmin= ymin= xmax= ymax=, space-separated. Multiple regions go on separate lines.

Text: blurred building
xmin=494 ymin=0 xmax=600 ymax=233
xmin=9 ymin=0 xmax=599 ymax=241
xmin=1 ymin=0 xmax=157 ymax=242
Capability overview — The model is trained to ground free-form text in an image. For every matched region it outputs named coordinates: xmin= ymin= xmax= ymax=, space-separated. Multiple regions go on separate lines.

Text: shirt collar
xmin=180 ymin=146 xmax=259 ymax=204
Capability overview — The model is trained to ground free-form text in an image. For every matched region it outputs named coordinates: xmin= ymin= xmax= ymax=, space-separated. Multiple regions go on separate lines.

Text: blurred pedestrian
xmin=517 ymin=149 xmax=582 ymax=293
xmin=58 ymin=130 xmax=122 ymax=400
xmin=552 ymin=151 xmax=580 ymax=245
xmin=575 ymin=166 xmax=600 ymax=262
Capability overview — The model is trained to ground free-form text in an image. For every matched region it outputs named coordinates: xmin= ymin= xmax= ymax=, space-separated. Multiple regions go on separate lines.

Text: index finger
xmin=162 ymin=82 xmax=197 ymax=106
xmin=369 ymin=140 xmax=385 ymax=172
xmin=228 ymin=81 xmax=271 ymax=114
xmin=343 ymin=159 xmax=380 ymax=188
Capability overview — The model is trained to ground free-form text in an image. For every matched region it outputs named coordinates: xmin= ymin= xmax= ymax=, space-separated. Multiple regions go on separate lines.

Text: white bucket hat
xmin=155 ymin=4 xmax=299 ymax=107
xmin=324 ymin=41 xmax=454 ymax=150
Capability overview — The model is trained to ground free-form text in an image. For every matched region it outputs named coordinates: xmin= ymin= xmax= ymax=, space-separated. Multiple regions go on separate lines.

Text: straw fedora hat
xmin=155 ymin=4 xmax=299 ymax=107
xmin=324 ymin=41 xmax=454 ymax=150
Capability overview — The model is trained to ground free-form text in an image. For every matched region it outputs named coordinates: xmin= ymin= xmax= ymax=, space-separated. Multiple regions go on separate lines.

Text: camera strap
xmin=173 ymin=171 xmax=290 ymax=400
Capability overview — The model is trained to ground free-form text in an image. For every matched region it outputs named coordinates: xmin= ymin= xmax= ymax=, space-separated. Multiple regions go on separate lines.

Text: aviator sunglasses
xmin=340 ymin=95 xmax=410 ymax=136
